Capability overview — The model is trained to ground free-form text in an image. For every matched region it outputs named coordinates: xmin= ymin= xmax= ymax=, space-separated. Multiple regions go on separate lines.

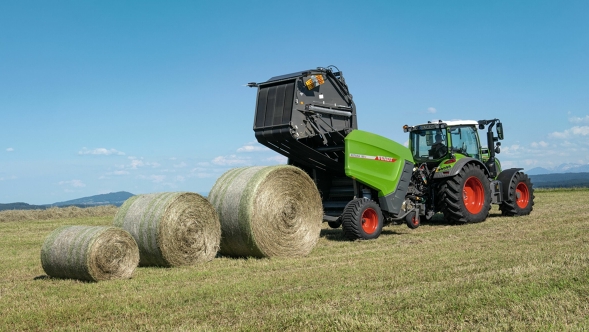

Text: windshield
xmin=409 ymin=128 xmax=448 ymax=162
xmin=448 ymin=126 xmax=480 ymax=159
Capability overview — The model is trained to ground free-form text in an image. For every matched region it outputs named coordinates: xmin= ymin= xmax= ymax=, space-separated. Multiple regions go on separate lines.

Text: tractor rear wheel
xmin=500 ymin=172 xmax=535 ymax=216
xmin=341 ymin=198 xmax=383 ymax=240
xmin=439 ymin=163 xmax=491 ymax=224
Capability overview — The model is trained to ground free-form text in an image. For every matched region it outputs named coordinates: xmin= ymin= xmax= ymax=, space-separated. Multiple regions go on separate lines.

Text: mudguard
xmin=497 ymin=168 xmax=524 ymax=199
xmin=433 ymin=157 xmax=490 ymax=179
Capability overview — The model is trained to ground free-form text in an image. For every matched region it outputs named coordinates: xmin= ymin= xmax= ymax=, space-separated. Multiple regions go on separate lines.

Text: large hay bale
xmin=41 ymin=225 xmax=139 ymax=282
xmin=113 ymin=192 xmax=220 ymax=267
xmin=208 ymin=165 xmax=323 ymax=258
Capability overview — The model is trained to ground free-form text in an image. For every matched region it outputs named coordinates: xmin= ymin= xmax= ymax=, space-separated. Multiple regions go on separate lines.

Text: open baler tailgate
xmin=252 ymin=67 xmax=356 ymax=174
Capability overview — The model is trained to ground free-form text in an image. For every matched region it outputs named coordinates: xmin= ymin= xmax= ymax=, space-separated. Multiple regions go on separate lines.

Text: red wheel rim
xmin=463 ymin=176 xmax=484 ymax=214
xmin=411 ymin=215 xmax=419 ymax=227
xmin=361 ymin=208 xmax=378 ymax=234
xmin=515 ymin=182 xmax=530 ymax=209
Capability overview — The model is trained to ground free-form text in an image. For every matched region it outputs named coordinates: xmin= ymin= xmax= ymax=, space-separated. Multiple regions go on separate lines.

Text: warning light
xmin=305 ymin=75 xmax=325 ymax=90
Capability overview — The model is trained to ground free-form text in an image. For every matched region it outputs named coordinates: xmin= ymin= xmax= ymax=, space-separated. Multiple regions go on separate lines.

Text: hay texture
xmin=113 ymin=192 xmax=220 ymax=267
xmin=41 ymin=225 xmax=139 ymax=282
xmin=208 ymin=165 xmax=323 ymax=258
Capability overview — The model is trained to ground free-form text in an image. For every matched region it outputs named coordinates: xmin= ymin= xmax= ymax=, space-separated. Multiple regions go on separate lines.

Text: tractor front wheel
xmin=439 ymin=163 xmax=491 ymax=224
xmin=341 ymin=198 xmax=383 ymax=240
xmin=500 ymin=172 xmax=535 ymax=216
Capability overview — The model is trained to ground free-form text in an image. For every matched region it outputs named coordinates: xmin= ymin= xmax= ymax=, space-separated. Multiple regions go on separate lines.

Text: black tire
xmin=499 ymin=172 xmax=535 ymax=216
xmin=327 ymin=220 xmax=342 ymax=229
xmin=405 ymin=211 xmax=420 ymax=229
xmin=341 ymin=198 xmax=383 ymax=240
xmin=439 ymin=163 xmax=491 ymax=224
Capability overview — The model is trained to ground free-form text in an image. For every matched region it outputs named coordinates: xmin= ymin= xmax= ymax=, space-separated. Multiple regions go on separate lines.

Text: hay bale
xmin=40 ymin=225 xmax=139 ymax=282
xmin=113 ymin=192 xmax=220 ymax=267
xmin=208 ymin=165 xmax=323 ymax=258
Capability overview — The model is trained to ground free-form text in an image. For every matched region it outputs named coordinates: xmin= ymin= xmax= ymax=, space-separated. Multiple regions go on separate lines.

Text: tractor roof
xmin=403 ymin=120 xmax=479 ymax=133
xmin=411 ymin=120 xmax=479 ymax=127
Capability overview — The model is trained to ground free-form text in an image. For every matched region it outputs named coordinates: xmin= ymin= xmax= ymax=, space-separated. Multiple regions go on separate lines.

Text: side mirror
xmin=496 ymin=122 xmax=504 ymax=140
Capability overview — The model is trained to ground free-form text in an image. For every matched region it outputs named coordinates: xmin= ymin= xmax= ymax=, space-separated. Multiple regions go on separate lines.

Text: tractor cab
xmin=404 ymin=119 xmax=504 ymax=178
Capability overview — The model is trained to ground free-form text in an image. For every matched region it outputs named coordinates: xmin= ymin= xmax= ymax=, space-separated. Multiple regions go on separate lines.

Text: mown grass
xmin=1 ymin=189 xmax=588 ymax=331
xmin=0 ymin=205 xmax=118 ymax=223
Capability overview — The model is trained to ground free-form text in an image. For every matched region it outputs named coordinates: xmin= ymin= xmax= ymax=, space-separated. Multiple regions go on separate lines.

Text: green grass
xmin=1 ymin=189 xmax=589 ymax=331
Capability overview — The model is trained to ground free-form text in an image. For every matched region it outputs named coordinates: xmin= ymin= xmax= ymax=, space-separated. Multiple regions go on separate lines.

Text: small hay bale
xmin=113 ymin=192 xmax=220 ymax=267
xmin=40 ymin=225 xmax=139 ymax=282
xmin=208 ymin=165 xmax=323 ymax=258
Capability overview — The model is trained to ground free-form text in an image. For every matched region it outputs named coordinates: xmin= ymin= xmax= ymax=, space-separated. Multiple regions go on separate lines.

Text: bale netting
xmin=208 ymin=165 xmax=323 ymax=258
xmin=40 ymin=225 xmax=139 ymax=282
xmin=113 ymin=192 xmax=221 ymax=267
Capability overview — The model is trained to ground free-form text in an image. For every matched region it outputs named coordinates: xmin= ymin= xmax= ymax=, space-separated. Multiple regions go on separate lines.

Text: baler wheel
xmin=405 ymin=211 xmax=420 ymax=229
xmin=327 ymin=220 xmax=342 ymax=229
xmin=341 ymin=198 xmax=383 ymax=240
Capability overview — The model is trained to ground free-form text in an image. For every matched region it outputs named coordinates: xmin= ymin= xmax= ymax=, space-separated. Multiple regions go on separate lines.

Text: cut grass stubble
xmin=1 ymin=189 xmax=589 ymax=330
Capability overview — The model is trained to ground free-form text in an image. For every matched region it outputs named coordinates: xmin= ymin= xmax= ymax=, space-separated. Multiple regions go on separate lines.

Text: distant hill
xmin=50 ymin=191 xmax=134 ymax=207
xmin=527 ymin=167 xmax=553 ymax=175
xmin=529 ymin=172 xmax=589 ymax=188
xmin=0 ymin=202 xmax=47 ymax=211
xmin=0 ymin=191 xmax=134 ymax=211
xmin=528 ymin=163 xmax=589 ymax=175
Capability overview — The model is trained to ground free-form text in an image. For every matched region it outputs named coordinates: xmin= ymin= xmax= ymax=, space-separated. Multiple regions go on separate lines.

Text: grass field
xmin=1 ymin=189 xmax=589 ymax=331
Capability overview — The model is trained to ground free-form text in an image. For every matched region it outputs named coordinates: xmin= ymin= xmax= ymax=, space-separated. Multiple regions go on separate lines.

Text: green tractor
xmin=249 ymin=66 xmax=534 ymax=240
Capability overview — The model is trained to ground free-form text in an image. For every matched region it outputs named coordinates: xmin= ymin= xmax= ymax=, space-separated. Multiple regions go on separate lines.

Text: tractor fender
xmin=433 ymin=157 xmax=490 ymax=179
xmin=496 ymin=168 xmax=524 ymax=199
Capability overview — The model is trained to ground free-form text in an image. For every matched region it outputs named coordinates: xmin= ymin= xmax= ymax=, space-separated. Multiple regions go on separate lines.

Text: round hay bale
xmin=40 ymin=225 xmax=139 ymax=282
xmin=113 ymin=192 xmax=220 ymax=267
xmin=208 ymin=165 xmax=323 ymax=258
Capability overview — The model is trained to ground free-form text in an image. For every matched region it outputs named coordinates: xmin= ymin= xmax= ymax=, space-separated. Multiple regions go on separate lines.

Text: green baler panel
xmin=345 ymin=130 xmax=415 ymax=197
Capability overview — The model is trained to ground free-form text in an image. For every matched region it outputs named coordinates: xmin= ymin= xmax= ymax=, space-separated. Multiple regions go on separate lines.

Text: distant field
xmin=1 ymin=188 xmax=588 ymax=331
xmin=0 ymin=205 xmax=118 ymax=223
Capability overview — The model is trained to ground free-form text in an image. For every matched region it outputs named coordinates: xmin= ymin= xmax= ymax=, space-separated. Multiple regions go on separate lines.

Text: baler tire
xmin=405 ymin=211 xmax=420 ymax=229
xmin=440 ymin=163 xmax=491 ymax=224
xmin=328 ymin=220 xmax=342 ymax=229
xmin=341 ymin=198 xmax=383 ymax=240
xmin=499 ymin=172 xmax=535 ymax=216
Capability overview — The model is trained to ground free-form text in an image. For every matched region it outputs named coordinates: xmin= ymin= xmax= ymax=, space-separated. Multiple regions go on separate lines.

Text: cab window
xmin=448 ymin=126 xmax=480 ymax=159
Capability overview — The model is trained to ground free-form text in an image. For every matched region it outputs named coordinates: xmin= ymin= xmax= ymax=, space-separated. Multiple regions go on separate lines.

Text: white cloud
xmin=549 ymin=126 xmax=589 ymax=139
xmin=138 ymin=174 xmax=166 ymax=183
xmin=264 ymin=155 xmax=288 ymax=164
xmin=0 ymin=175 xmax=16 ymax=181
xmin=113 ymin=170 xmax=129 ymax=175
xmin=212 ymin=155 xmax=250 ymax=166
xmin=126 ymin=156 xmax=160 ymax=169
xmin=59 ymin=179 xmax=86 ymax=188
xmin=6 ymin=147 xmax=14 ymax=152
xmin=174 ymin=162 xmax=187 ymax=168
xmin=502 ymin=144 xmax=523 ymax=155
xmin=79 ymin=147 xmax=125 ymax=156
xmin=569 ymin=115 xmax=589 ymax=124
xmin=237 ymin=142 xmax=269 ymax=152
xmin=427 ymin=107 xmax=437 ymax=114
xmin=530 ymin=141 xmax=549 ymax=148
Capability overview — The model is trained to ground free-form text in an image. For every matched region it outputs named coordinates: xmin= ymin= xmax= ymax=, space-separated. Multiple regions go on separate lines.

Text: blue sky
xmin=1 ymin=1 xmax=588 ymax=204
